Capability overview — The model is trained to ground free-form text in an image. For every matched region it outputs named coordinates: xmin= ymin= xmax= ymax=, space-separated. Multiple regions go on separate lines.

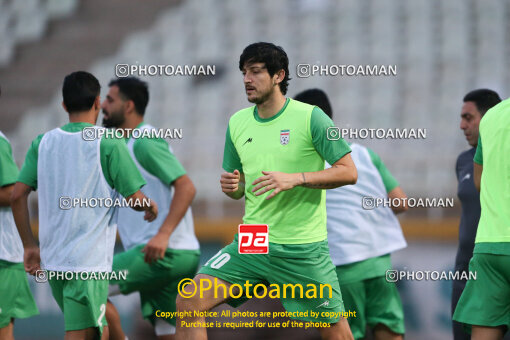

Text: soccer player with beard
xmin=176 ymin=42 xmax=356 ymax=340
xmin=101 ymin=77 xmax=200 ymax=340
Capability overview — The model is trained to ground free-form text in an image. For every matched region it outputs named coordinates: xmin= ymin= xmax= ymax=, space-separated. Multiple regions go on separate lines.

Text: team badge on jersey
xmin=280 ymin=129 xmax=290 ymax=145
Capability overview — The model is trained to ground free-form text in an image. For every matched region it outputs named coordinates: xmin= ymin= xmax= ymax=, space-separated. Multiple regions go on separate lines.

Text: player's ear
xmin=274 ymin=69 xmax=285 ymax=85
xmin=126 ymin=99 xmax=136 ymax=115
xmin=93 ymin=96 xmax=101 ymax=111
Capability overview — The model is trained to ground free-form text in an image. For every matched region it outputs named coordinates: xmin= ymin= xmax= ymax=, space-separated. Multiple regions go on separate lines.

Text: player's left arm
xmin=367 ymin=147 xmax=408 ymax=214
xmin=252 ymin=153 xmax=357 ymax=199
xmin=473 ymin=136 xmax=483 ymax=192
xmin=0 ymin=184 xmax=14 ymax=206
xmin=388 ymin=187 xmax=408 ymax=214
xmin=133 ymin=138 xmax=196 ymax=263
xmin=252 ymin=107 xmax=357 ymax=199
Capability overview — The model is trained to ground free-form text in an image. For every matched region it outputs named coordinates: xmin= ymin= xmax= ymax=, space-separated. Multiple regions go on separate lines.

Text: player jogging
xmin=11 ymin=71 xmax=158 ymax=340
xmin=452 ymin=89 xmax=501 ymax=340
xmin=101 ymin=77 xmax=200 ymax=340
xmin=295 ymin=88 xmax=407 ymax=340
xmin=176 ymin=42 xmax=357 ymax=340
xmin=453 ymin=97 xmax=510 ymax=340
xmin=0 ymin=97 xmax=39 ymax=340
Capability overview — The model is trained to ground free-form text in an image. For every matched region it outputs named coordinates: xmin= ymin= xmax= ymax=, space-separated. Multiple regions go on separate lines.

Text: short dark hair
xmin=62 ymin=71 xmax=100 ymax=113
xmin=239 ymin=42 xmax=291 ymax=95
xmin=294 ymin=88 xmax=333 ymax=118
xmin=108 ymin=77 xmax=149 ymax=116
xmin=463 ymin=89 xmax=501 ymax=116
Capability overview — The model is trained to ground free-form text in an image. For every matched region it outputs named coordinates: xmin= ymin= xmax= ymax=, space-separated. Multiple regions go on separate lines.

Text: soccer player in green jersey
xmin=176 ymin=43 xmax=357 ymax=340
xmin=0 ymin=87 xmax=38 ymax=340
xmin=453 ymin=97 xmax=510 ymax=340
xmin=11 ymin=71 xmax=158 ymax=340
xmin=101 ymin=77 xmax=200 ymax=340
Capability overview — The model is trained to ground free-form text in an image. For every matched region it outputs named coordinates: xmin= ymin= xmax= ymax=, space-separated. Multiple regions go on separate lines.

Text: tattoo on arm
xmin=300 ymin=165 xmax=343 ymax=189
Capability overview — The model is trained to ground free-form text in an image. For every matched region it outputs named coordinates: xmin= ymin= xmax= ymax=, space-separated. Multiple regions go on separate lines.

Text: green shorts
xmin=0 ymin=260 xmax=38 ymax=328
xmin=453 ymin=253 xmax=510 ymax=332
xmin=48 ymin=271 xmax=108 ymax=335
xmin=339 ymin=276 xmax=404 ymax=339
xmin=198 ymin=236 xmax=345 ymax=323
xmin=110 ymin=245 xmax=200 ymax=326
xmin=335 ymin=255 xmax=404 ymax=339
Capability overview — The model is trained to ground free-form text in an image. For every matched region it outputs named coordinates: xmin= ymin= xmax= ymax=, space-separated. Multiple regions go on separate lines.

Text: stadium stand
xmin=6 ymin=0 xmax=510 ymax=218
xmin=0 ymin=0 xmax=78 ymax=66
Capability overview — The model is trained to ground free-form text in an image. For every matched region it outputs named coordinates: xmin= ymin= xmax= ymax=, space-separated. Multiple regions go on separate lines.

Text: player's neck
xmin=119 ymin=116 xmax=144 ymax=133
xmin=256 ymin=93 xmax=286 ymax=119
xmin=68 ymin=111 xmax=97 ymax=125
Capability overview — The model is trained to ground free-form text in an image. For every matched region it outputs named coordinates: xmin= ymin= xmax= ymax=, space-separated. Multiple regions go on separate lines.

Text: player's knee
xmin=176 ymin=293 xmax=202 ymax=313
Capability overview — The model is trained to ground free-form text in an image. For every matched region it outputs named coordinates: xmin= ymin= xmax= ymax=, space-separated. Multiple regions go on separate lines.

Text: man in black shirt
xmin=452 ymin=89 xmax=501 ymax=340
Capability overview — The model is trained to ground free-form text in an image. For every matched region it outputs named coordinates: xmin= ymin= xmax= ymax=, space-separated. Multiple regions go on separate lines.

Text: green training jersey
xmin=223 ymin=98 xmax=351 ymax=244
xmin=0 ymin=133 xmax=19 ymax=187
xmin=473 ymin=98 xmax=510 ymax=255
xmin=0 ymin=131 xmax=25 ymax=263
xmin=131 ymin=122 xmax=186 ymax=185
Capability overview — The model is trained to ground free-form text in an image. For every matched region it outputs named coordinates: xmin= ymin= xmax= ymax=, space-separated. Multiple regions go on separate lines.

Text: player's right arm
xmin=11 ymin=182 xmax=40 ymax=274
xmin=222 ymin=124 xmax=245 ymax=200
xmin=221 ymin=169 xmax=245 ymax=199
xmin=11 ymin=134 xmax=42 ymax=275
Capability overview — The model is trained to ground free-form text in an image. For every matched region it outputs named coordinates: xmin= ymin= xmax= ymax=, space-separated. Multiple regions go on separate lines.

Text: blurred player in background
xmin=453 ymin=89 xmax=501 ymax=340
xmin=295 ymin=89 xmax=407 ymax=340
xmin=176 ymin=42 xmax=357 ymax=340
xmin=102 ymin=77 xmax=200 ymax=340
xmin=0 ymin=86 xmax=38 ymax=340
xmin=11 ymin=71 xmax=158 ymax=340
xmin=453 ymin=97 xmax=510 ymax=340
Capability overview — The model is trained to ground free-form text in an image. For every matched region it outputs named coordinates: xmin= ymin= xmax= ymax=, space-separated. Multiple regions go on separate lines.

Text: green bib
xmin=229 ymin=99 xmax=327 ymax=244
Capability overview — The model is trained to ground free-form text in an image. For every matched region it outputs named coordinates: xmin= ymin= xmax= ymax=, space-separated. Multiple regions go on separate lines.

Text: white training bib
xmin=117 ymin=123 xmax=199 ymax=251
xmin=0 ymin=131 xmax=24 ymax=263
xmin=326 ymin=143 xmax=406 ymax=266
xmin=38 ymin=126 xmax=118 ymax=272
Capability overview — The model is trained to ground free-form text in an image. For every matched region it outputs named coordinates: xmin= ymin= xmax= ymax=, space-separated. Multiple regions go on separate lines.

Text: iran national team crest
xmin=280 ymin=129 xmax=290 ymax=145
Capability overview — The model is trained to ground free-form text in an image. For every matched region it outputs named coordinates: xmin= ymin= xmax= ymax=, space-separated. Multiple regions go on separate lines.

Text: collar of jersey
xmin=125 ymin=121 xmax=147 ymax=142
xmin=60 ymin=122 xmax=94 ymax=133
xmin=253 ymin=98 xmax=290 ymax=123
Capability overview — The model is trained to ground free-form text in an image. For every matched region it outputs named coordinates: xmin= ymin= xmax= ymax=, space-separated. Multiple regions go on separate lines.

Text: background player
xmin=0 ymin=86 xmax=38 ymax=340
xmin=10 ymin=71 xmax=158 ymax=340
xmin=453 ymin=97 xmax=510 ymax=340
xmin=176 ymin=42 xmax=357 ymax=340
xmin=453 ymin=89 xmax=501 ymax=340
xmin=295 ymin=88 xmax=407 ymax=340
xmin=101 ymin=77 xmax=200 ymax=340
